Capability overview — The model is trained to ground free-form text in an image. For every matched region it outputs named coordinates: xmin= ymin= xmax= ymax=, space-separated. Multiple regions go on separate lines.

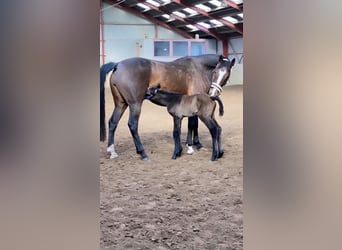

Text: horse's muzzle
xmin=209 ymin=82 xmax=223 ymax=96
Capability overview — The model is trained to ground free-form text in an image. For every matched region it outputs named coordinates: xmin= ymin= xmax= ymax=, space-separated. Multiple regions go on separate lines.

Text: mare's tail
xmin=210 ymin=96 xmax=224 ymax=116
xmin=100 ymin=62 xmax=117 ymax=141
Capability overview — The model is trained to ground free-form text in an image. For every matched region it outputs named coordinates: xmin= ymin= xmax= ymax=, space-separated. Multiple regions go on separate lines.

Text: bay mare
xmin=100 ymin=54 xmax=235 ymax=160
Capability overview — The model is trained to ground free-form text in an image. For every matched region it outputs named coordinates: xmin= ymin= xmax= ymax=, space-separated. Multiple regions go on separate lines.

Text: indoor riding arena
xmin=100 ymin=1 xmax=243 ymax=249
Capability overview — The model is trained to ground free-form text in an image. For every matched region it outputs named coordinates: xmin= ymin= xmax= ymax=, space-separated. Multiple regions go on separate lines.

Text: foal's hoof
xmin=211 ymin=153 xmax=219 ymax=161
xmin=218 ymin=151 xmax=224 ymax=158
xmin=194 ymin=142 xmax=203 ymax=150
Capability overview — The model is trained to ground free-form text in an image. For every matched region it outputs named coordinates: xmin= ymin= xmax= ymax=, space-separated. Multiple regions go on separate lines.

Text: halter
xmin=210 ymin=82 xmax=223 ymax=95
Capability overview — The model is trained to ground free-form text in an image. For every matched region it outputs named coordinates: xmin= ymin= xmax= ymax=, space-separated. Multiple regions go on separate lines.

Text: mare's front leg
xmin=172 ymin=116 xmax=183 ymax=159
xmin=128 ymin=103 xmax=148 ymax=160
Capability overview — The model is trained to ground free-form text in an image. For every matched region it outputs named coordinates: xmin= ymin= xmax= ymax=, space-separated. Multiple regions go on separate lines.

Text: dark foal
xmin=145 ymin=84 xmax=224 ymax=161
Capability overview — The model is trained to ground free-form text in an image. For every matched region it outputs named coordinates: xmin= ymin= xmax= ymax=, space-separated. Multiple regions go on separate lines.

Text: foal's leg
xmin=188 ymin=116 xmax=203 ymax=150
xmin=186 ymin=117 xmax=194 ymax=154
xmin=201 ymin=117 xmax=219 ymax=161
xmin=217 ymin=124 xmax=224 ymax=158
xmin=128 ymin=103 xmax=148 ymax=161
xmin=172 ymin=116 xmax=183 ymax=159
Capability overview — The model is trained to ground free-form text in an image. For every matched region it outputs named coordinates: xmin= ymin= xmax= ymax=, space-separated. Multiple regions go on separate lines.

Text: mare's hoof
xmin=187 ymin=146 xmax=194 ymax=155
xmin=109 ymin=152 xmax=119 ymax=159
xmin=141 ymin=155 xmax=149 ymax=161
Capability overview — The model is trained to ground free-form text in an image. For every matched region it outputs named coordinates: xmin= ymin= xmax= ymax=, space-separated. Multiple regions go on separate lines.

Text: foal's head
xmin=145 ymin=83 xmax=160 ymax=100
xmin=209 ymin=55 xmax=236 ymax=96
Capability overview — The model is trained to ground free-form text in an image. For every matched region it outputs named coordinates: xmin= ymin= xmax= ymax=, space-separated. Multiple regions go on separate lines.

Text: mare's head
xmin=209 ymin=55 xmax=236 ymax=96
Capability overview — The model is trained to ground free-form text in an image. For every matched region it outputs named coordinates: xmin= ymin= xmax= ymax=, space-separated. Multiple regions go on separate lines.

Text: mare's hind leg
xmin=107 ymin=105 xmax=127 ymax=158
xmin=128 ymin=103 xmax=148 ymax=161
xmin=107 ymin=85 xmax=128 ymax=159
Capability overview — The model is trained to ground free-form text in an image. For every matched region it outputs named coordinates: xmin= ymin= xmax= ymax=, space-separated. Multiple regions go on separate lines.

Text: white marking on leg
xmin=110 ymin=152 xmax=119 ymax=159
xmin=187 ymin=145 xmax=194 ymax=155
xmin=107 ymin=144 xmax=118 ymax=158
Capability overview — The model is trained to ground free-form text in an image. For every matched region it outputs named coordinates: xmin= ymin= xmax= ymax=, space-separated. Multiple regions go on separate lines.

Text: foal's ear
xmin=230 ymin=58 xmax=236 ymax=67
xmin=151 ymin=83 xmax=161 ymax=89
xmin=219 ymin=55 xmax=224 ymax=62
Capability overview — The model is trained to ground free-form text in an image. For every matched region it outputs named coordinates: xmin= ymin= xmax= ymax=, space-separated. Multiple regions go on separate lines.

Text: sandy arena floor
xmin=100 ymin=85 xmax=243 ymax=249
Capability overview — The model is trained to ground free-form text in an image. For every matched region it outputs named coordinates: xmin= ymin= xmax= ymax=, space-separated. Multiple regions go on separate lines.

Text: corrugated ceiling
xmin=102 ymin=0 xmax=243 ymax=40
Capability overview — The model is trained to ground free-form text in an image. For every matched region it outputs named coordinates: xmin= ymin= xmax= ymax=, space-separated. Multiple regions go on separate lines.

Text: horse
xmin=145 ymin=84 xmax=224 ymax=161
xmin=100 ymin=54 xmax=235 ymax=160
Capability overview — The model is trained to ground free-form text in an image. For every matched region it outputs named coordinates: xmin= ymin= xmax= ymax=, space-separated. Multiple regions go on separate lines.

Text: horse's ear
xmin=230 ymin=58 xmax=236 ymax=67
xmin=156 ymin=83 xmax=161 ymax=89
xmin=219 ymin=55 xmax=224 ymax=62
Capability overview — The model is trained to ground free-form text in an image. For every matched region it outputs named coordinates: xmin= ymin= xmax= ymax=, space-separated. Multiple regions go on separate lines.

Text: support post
xmin=222 ymin=39 xmax=229 ymax=57
xmin=100 ymin=6 xmax=105 ymax=65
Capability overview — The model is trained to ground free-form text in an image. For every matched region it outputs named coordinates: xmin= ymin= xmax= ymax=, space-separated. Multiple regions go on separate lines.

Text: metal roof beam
xmin=108 ymin=1 xmax=193 ymax=38
xmin=225 ymin=0 xmax=243 ymax=11
xmin=138 ymin=0 xmax=225 ymax=39
xmin=172 ymin=0 xmax=242 ymax=34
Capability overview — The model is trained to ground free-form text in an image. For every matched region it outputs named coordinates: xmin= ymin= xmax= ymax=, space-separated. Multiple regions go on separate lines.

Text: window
xmin=154 ymin=41 xmax=170 ymax=56
xmin=190 ymin=42 xmax=206 ymax=56
xmin=173 ymin=41 xmax=188 ymax=56
xmin=154 ymin=40 xmax=206 ymax=57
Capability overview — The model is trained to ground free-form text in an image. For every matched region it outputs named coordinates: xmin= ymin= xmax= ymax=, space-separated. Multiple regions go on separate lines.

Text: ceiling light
xmin=231 ymin=0 xmax=243 ymax=4
xmin=209 ymin=0 xmax=223 ymax=7
xmin=172 ymin=11 xmax=186 ymax=18
xmin=186 ymin=24 xmax=198 ymax=30
xmin=146 ymin=0 xmax=160 ymax=7
xmin=197 ymin=22 xmax=211 ymax=29
xmin=195 ymin=4 xmax=211 ymax=12
xmin=183 ymin=8 xmax=198 ymax=15
xmin=161 ymin=14 xmax=170 ymax=19
xmin=137 ymin=3 xmax=151 ymax=11
xmin=210 ymin=20 xmax=223 ymax=27
xmin=223 ymin=16 xmax=238 ymax=24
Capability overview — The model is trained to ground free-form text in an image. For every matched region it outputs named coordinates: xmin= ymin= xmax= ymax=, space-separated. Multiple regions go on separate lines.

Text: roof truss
xmin=102 ymin=0 xmax=243 ymax=40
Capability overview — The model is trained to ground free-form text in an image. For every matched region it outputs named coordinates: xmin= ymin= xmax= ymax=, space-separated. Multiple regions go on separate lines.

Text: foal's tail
xmin=210 ymin=96 xmax=224 ymax=116
xmin=100 ymin=62 xmax=117 ymax=141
